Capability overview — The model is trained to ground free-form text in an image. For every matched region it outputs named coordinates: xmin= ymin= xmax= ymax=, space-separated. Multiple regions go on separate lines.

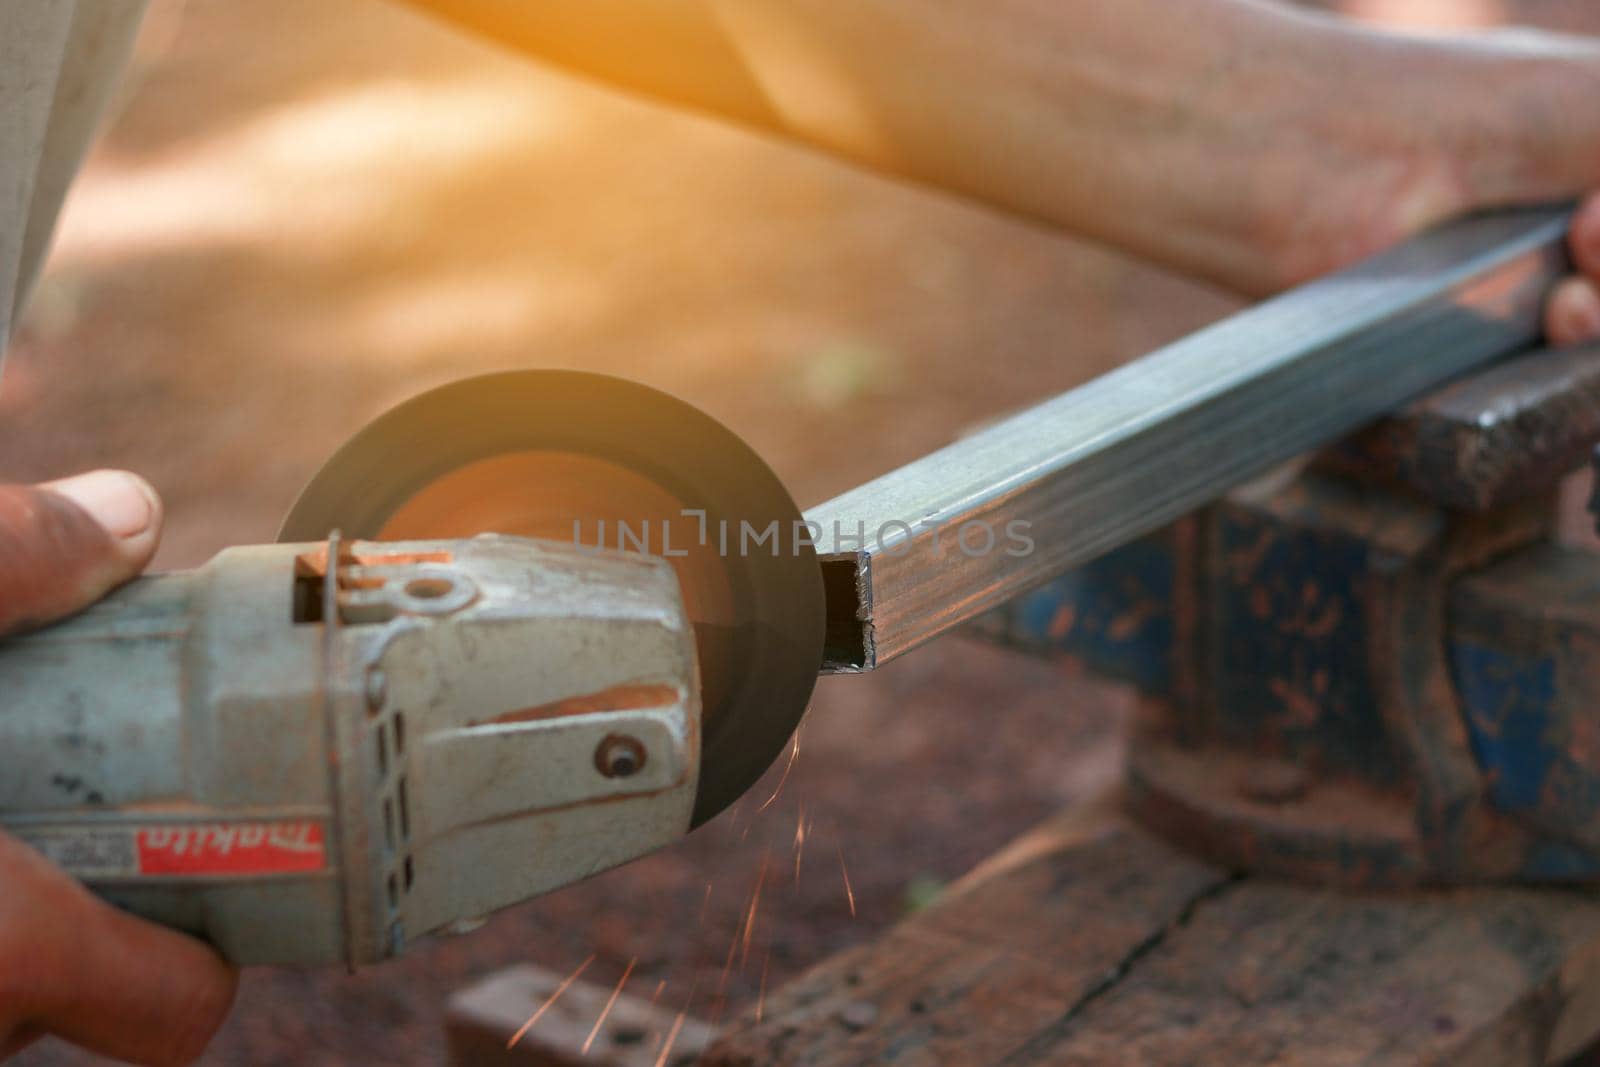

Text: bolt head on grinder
xmin=280 ymin=371 xmax=826 ymax=827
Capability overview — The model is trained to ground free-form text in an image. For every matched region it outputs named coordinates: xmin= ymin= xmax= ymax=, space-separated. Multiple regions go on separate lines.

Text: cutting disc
xmin=280 ymin=371 xmax=825 ymax=827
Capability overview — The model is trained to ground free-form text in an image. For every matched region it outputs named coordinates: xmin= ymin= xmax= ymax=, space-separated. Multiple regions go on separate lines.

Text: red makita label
xmin=135 ymin=822 xmax=326 ymax=875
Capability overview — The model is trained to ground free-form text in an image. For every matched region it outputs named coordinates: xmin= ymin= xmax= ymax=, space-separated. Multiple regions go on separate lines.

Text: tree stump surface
xmin=705 ymin=795 xmax=1600 ymax=1067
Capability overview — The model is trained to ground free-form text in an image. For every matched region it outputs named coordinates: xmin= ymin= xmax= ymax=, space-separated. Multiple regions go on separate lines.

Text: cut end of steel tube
xmin=819 ymin=552 xmax=873 ymax=672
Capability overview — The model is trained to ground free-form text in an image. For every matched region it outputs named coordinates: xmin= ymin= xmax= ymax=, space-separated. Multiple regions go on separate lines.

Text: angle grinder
xmin=0 ymin=371 xmax=825 ymax=965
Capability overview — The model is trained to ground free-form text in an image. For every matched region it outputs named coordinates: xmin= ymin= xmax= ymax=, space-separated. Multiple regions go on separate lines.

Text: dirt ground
xmin=3 ymin=1 xmax=1598 ymax=1064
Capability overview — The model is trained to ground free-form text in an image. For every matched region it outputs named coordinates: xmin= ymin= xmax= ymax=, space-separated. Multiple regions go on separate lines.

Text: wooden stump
xmin=706 ymin=794 xmax=1600 ymax=1066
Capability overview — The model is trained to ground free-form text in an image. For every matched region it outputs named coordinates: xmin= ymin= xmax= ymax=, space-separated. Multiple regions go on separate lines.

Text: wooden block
xmin=446 ymin=964 xmax=714 ymax=1067
xmin=706 ymin=796 xmax=1229 ymax=1065
xmin=706 ymin=794 xmax=1600 ymax=1066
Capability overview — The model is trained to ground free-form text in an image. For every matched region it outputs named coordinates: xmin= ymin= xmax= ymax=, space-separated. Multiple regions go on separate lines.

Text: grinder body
xmin=0 ymin=534 xmax=700 ymax=965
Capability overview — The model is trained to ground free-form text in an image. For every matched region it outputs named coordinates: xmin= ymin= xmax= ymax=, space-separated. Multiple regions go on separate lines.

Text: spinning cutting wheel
xmin=280 ymin=371 xmax=826 ymax=827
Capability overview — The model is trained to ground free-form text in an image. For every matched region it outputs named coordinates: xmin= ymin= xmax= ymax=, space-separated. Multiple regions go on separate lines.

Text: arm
xmin=402 ymin=0 xmax=1600 ymax=333
xmin=404 ymin=0 xmax=1334 ymax=293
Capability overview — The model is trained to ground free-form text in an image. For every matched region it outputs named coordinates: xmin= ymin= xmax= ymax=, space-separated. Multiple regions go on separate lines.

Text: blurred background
xmin=4 ymin=1 xmax=1598 ymax=1062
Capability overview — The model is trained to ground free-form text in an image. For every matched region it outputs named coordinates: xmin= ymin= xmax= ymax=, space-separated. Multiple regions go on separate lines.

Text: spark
xmin=581 ymin=956 xmax=637 ymax=1055
xmin=655 ymin=1010 xmax=689 ymax=1067
xmin=838 ymin=845 xmax=856 ymax=918
xmin=717 ymin=919 xmax=741 ymax=996
xmin=653 ymin=978 xmax=699 ymax=1067
xmin=507 ymin=953 xmax=595 ymax=1049
xmin=741 ymin=850 xmax=770 ymax=970
xmin=724 ymin=797 xmax=747 ymax=841
xmin=758 ymin=731 xmax=802 ymax=812
xmin=698 ymin=881 xmax=714 ymax=926
xmin=792 ymin=802 xmax=807 ymax=886
xmin=757 ymin=953 xmax=771 ymax=1023
xmin=642 ymin=978 xmax=668 ymax=1046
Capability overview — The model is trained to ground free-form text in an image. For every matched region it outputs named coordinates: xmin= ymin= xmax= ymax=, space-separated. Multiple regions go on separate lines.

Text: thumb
xmin=0 ymin=470 xmax=162 ymax=636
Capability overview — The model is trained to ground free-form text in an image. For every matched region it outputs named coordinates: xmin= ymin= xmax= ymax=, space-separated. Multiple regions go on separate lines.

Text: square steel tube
xmin=807 ymin=207 xmax=1572 ymax=672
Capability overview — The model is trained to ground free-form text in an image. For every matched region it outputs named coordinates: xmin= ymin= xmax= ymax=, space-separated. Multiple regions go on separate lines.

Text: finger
xmin=1570 ymin=191 xmax=1600 ymax=283
xmin=1544 ymin=275 xmax=1600 ymax=348
xmin=0 ymin=834 xmax=236 ymax=1067
xmin=0 ymin=470 xmax=162 ymax=636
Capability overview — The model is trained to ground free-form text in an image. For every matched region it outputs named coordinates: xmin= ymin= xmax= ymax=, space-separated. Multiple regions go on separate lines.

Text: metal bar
xmin=806 ymin=206 xmax=1573 ymax=672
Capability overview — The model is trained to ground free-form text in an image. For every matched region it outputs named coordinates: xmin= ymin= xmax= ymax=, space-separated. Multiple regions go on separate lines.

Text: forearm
xmin=400 ymin=0 xmax=1592 ymax=295
xmin=402 ymin=0 xmax=1320 ymax=276
xmin=700 ymin=0 xmax=1339 ymax=288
